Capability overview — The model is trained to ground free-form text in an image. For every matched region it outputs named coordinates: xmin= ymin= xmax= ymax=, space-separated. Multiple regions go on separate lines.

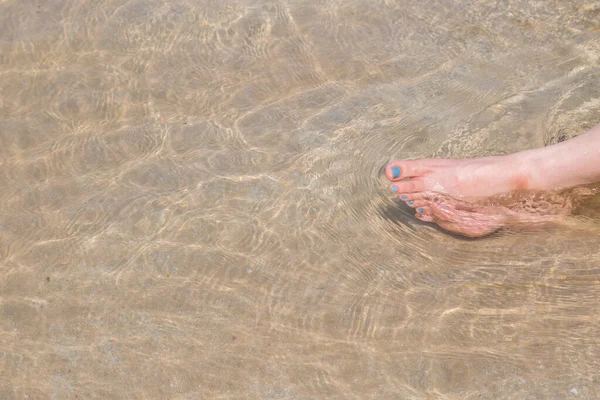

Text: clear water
xmin=2 ymin=0 xmax=600 ymax=398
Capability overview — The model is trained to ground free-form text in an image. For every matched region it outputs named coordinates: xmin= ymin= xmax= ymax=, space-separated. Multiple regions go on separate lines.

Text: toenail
xmin=418 ymin=207 xmax=423 ymax=214
xmin=391 ymin=166 xmax=401 ymax=179
xmin=401 ymin=195 xmax=407 ymax=200
xmin=408 ymin=200 xmax=414 ymax=205
xmin=392 ymin=185 xmax=398 ymax=192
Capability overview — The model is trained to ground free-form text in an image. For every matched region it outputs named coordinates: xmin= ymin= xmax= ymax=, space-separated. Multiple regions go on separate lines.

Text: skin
xmin=386 ymin=122 xmax=600 ymax=237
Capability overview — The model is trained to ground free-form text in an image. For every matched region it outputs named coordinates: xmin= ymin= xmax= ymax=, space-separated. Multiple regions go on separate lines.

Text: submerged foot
xmin=385 ymin=153 xmax=595 ymax=237
xmin=398 ymin=191 xmax=585 ymax=238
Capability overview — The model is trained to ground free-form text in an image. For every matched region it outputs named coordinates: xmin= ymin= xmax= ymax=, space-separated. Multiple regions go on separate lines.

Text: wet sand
xmin=1 ymin=0 xmax=600 ymax=398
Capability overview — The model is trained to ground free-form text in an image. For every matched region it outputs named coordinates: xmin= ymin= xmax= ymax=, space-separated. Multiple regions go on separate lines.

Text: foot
xmin=398 ymin=191 xmax=582 ymax=238
xmin=386 ymin=154 xmax=537 ymax=201
xmin=385 ymin=152 xmax=595 ymax=237
xmin=386 ymin=123 xmax=600 ymax=200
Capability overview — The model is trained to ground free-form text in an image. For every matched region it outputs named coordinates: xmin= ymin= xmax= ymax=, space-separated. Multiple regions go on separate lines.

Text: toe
xmin=415 ymin=205 xmax=430 ymax=219
xmin=390 ymin=179 xmax=425 ymax=194
xmin=396 ymin=192 xmax=428 ymax=201
xmin=416 ymin=206 xmax=427 ymax=215
xmin=405 ymin=199 xmax=428 ymax=209
xmin=385 ymin=160 xmax=431 ymax=181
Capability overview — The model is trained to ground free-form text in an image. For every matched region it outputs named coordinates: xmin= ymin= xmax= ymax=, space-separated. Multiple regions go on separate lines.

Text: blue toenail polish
xmin=408 ymin=200 xmax=414 ymax=205
xmin=401 ymin=195 xmax=407 ymax=200
xmin=392 ymin=185 xmax=398 ymax=192
xmin=391 ymin=166 xmax=401 ymax=179
xmin=418 ymin=207 xmax=423 ymax=214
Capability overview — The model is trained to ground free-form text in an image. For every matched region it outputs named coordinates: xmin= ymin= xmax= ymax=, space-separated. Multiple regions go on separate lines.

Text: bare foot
xmin=398 ymin=190 xmax=587 ymax=238
xmin=386 ymin=156 xmax=531 ymax=200
xmin=385 ymin=124 xmax=600 ymax=237
xmin=386 ymin=121 xmax=600 ymax=203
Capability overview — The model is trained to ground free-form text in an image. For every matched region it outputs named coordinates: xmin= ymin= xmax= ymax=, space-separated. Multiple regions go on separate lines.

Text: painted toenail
xmin=401 ymin=195 xmax=407 ymax=200
xmin=408 ymin=200 xmax=414 ymax=205
xmin=418 ymin=207 xmax=423 ymax=214
xmin=391 ymin=166 xmax=401 ymax=179
xmin=392 ymin=185 xmax=398 ymax=192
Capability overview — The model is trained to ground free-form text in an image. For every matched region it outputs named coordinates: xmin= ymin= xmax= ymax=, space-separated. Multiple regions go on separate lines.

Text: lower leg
xmin=518 ymin=122 xmax=600 ymax=191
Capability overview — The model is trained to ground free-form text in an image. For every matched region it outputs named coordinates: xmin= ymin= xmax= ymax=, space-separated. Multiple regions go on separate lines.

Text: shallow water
xmin=2 ymin=0 xmax=600 ymax=398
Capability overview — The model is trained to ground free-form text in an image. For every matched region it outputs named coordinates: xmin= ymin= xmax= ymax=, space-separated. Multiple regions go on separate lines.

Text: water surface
xmin=2 ymin=0 xmax=600 ymax=398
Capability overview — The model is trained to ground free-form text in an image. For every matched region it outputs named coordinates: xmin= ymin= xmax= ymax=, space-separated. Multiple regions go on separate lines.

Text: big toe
xmin=385 ymin=160 xmax=431 ymax=181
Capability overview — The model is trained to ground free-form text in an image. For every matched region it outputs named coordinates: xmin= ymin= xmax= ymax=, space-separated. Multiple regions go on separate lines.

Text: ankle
xmin=513 ymin=145 xmax=577 ymax=191
xmin=486 ymin=153 xmax=535 ymax=192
